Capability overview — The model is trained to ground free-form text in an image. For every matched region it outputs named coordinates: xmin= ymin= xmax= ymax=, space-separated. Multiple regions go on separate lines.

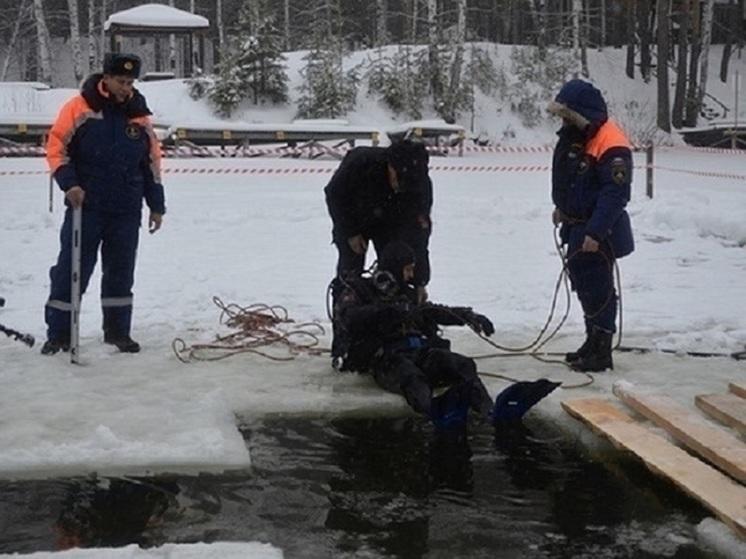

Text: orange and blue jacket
xmin=46 ymin=74 xmax=165 ymax=215
xmin=551 ymin=79 xmax=634 ymax=258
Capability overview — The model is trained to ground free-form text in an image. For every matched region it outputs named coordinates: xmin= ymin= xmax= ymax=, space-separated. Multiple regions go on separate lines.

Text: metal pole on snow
xmin=70 ymin=206 xmax=82 ymax=364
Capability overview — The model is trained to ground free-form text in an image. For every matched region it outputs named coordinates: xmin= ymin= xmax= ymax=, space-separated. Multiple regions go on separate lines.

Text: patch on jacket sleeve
xmin=125 ymin=124 xmax=142 ymax=140
xmin=611 ymin=157 xmax=628 ymax=185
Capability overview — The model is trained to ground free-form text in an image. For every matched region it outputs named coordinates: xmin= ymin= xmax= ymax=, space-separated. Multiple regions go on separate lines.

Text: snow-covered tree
xmin=367 ymin=46 xmax=428 ymax=119
xmin=208 ymin=2 xmax=288 ymax=117
xmin=297 ymin=37 xmax=359 ymax=119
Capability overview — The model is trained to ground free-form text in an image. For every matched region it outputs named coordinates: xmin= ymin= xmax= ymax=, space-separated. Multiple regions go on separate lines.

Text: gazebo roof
xmin=105 ymin=3 xmax=209 ymax=33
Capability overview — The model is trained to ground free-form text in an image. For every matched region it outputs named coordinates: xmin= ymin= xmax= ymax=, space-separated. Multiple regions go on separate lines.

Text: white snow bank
xmin=0 ymin=542 xmax=282 ymax=559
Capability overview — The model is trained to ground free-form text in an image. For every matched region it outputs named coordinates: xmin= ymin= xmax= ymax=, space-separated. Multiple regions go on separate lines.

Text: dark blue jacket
xmin=47 ymin=74 xmax=166 ymax=215
xmin=551 ymin=80 xmax=634 ymax=258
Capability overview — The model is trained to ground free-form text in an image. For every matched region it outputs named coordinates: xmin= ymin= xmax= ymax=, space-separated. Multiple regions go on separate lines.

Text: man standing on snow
xmin=548 ymin=79 xmax=634 ymax=372
xmin=325 ymin=140 xmax=433 ymax=365
xmin=41 ymin=53 xmax=165 ymax=355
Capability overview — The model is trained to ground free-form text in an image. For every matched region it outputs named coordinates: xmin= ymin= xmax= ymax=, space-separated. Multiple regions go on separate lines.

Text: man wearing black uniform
xmin=325 ymin=140 xmax=432 ymax=362
xmin=334 ymin=241 xmax=496 ymax=424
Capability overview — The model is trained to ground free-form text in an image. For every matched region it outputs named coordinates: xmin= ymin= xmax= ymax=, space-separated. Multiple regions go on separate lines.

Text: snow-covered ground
xmin=0 ymin=542 xmax=281 ymax=559
xmin=1 ymin=148 xmax=744 ymax=476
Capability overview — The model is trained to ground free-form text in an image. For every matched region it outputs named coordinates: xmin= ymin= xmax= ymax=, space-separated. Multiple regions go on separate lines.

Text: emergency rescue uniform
xmin=549 ymin=79 xmax=634 ymax=371
xmin=43 ymin=64 xmax=165 ymax=349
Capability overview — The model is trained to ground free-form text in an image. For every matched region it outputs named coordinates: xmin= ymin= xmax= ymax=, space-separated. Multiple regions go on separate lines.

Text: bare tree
xmin=32 ymin=0 xmax=53 ymax=84
xmin=572 ymin=0 xmax=582 ymax=76
xmin=376 ymin=0 xmax=388 ymax=46
xmin=427 ymin=0 xmax=442 ymax=99
xmin=626 ymin=0 xmax=635 ymax=78
xmin=672 ymin=1 xmax=689 ymax=128
xmin=657 ymin=0 xmax=671 ymax=133
xmin=88 ymin=0 xmax=98 ymax=72
xmin=68 ymin=0 xmax=85 ymax=81
xmin=684 ymin=0 xmax=701 ymax=126
xmin=696 ymin=0 xmax=714 ymax=111
xmin=217 ymin=0 xmax=225 ymax=50
xmin=1 ymin=0 xmax=31 ymax=81
xmin=411 ymin=0 xmax=418 ymax=44
xmin=638 ymin=1 xmax=653 ymax=82
xmin=284 ymin=0 xmax=290 ymax=50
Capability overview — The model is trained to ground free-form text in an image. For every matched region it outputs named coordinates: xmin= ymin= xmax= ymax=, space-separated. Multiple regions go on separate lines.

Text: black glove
xmin=467 ymin=312 xmax=495 ymax=336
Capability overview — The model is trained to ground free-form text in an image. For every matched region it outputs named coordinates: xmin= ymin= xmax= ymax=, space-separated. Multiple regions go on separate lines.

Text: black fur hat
xmin=103 ymin=53 xmax=142 ymax=78
xmin=386 ymin=140 xmax=428 ymax=191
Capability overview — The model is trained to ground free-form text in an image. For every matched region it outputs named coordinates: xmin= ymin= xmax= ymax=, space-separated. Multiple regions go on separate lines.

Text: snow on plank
xmin=613 ymin=385 xmax=746 ymax=483
xmin=730 ymin=382 xmax=746 ymax=399
xmin=695 ymin=393 xmax=746 ymax=436
xmin=562 ymin=398 xmax=746 ymax=541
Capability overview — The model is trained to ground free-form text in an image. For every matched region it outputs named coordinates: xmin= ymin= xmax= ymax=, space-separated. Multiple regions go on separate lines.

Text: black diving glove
xmin=466 ymin=312 xmax=495 ymax=336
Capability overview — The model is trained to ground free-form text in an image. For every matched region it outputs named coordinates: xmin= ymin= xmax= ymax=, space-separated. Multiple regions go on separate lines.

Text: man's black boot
xmin=104 ymin=333 xmax=141 ymax=353
xmin=571 ymin=330 xmax=613 ymax=372
xmin=565 ymin=334 xmax=593 ymax=364
xmin=40 ymin=339 xmax=70 ymax=355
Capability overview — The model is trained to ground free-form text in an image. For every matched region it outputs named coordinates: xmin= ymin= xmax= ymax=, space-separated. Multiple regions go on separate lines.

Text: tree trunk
xmin=626 ymin=0 xmax=635 ymax=79
xmin=376 ymin=0 xmax=387 ymax=46
xmin=284 ymin=0 xmax=291 ymax=50
xmin=657 ymin=0 xmax=671 ymax=133
xmin=720 ymin=0 xmax=738 ymax=82
xmin=684 ymin=0 xmax=702 ymax=126
xmin=572 ymin=0 xmax=582 ymax=77
xmin=529 ymin=0 xmax=545 ymax=48
xmin=68 ymin=0 xmax=85 ymax=81
xmin=411 ymin=0 xmax=418 ymax=44
xmin=600 ymin=0 xmax=607 ymax=47
xmin=217 ymin=0 xmax=225 ymax=50
xmin=697 ymin=0 xmax=714 ymax=110
xmin=32 ymin=0 xmax=53 ymax=84
xmin=427 ymin=0 xmax=441 ymax=99
xmin=672 ymin=2 xmax=689 ymax=128
xmin=638 ymin=1 xmax=652 ymax=82
xmin=1 ymin=0 xmax=29 ymax=81
xmin=88 ymin=0 xmax=97 ymax=73
xmin=445 ymin=0 xmax=466 ymax=122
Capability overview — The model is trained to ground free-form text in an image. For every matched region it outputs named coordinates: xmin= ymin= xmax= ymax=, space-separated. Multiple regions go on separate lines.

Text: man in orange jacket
xmin=548 ymin=79 xmax=635 ymax=372
xmin=42 ymin=53 xmax=165 ymax=355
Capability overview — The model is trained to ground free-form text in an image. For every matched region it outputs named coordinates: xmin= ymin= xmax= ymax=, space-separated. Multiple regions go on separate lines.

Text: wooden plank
xmin=562 ymin=398 xmax=746 ymax=541
xmin=730 ymin=382 xmax=746 ymax=399
xmin=695 ymin=394 xmax=746 ymax=436
xmin=614 ymin=386 xmax=746 ymax=483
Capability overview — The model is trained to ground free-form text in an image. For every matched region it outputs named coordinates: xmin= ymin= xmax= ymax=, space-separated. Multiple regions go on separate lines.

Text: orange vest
xmin=585 ymin=120 xmax=631 ymax=160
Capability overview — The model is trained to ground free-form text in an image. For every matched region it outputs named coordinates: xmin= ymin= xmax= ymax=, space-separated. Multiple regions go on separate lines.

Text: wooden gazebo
xmin=105 ymin=3 xmax=210 ymax=78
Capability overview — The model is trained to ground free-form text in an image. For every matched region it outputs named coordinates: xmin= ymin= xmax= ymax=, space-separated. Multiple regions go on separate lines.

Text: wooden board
xmin=695 ymin=394 xmax=746 ymax=436
xmin=730 ymin=382 xmax=746 ymax=399
xmin=614 ymin=387 xmax=746 ymax=483
xmin=562 ymin=398 xmax=746 ymax=541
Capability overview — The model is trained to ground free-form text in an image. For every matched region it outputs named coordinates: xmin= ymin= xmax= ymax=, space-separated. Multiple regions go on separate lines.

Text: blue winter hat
xmin=547 ymin=79 xmax=608 ymax=128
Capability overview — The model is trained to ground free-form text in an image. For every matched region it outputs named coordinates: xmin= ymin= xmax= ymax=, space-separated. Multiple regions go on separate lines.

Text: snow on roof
xmin=387 ymin=119 xmax=465 ymax=134
xmin=105 ymin=3 xmax=209 ymax=31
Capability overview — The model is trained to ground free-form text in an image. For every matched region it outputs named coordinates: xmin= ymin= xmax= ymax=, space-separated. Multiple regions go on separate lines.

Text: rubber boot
xmin=571 ymin=329 xmax=613 ymax=372
xmin=565 ymin=320 xmax=593 ymax=363
xmin=104 ymin=333 xmax=141 ymax=353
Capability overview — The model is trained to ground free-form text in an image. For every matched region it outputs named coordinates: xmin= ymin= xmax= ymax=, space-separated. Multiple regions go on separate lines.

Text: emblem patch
xmin=577 ymin=157 xmax=589 ymax=174
xmin=125 ymin=124 xmax=141 ymax=140
xmin=611 ymin=157 xmax=628 ymax=185
xmin=124 ymin=61 xmax=134 ymax=70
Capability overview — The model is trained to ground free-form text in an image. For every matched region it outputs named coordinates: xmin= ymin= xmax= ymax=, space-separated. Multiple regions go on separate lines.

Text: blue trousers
xmin=566 ymin=228 xmax=617 ymax=333
xmin=45 ymin=208 xmax=140 ymax=341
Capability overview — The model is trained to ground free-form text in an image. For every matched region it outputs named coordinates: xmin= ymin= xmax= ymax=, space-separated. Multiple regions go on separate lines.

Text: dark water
xmin=0 ymin=416 xmax=720 ymax=558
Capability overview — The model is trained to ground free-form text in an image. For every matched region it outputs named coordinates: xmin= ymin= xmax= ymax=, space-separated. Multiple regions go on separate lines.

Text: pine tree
xmin=208 ymin=2 xmax=288 ymax=117
xmin=366 ymin=46 xmax=428 ymax=119
xmin=297 ymin=36 xmax=359 ymax=119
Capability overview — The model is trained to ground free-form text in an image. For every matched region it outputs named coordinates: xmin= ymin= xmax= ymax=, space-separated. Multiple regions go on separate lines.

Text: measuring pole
xmin=70 ymin=206 xmax=82 ymax=364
